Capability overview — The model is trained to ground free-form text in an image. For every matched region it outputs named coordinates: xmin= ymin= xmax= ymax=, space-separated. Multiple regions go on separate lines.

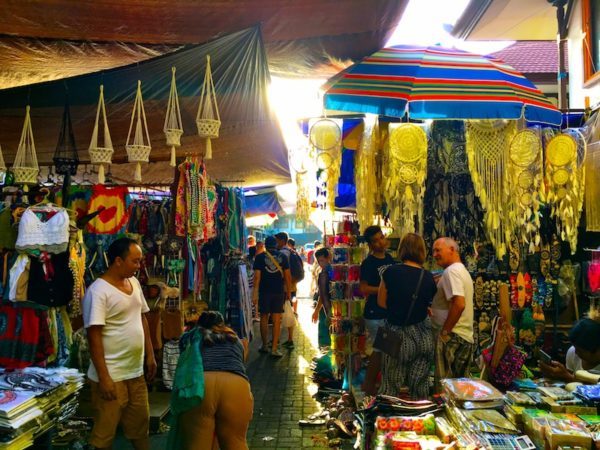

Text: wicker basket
xmin=13 ymin=167 xmax=39 ymax=185
xmin=89 ymin=147 xmax=114 ymax=165
xmin=126 ymin=144 xmax=151 ymax=163
xmin=196 ymin=119 xmax=220 ymax=139
xmin=165 ymin=128 xmax=183 ymax=147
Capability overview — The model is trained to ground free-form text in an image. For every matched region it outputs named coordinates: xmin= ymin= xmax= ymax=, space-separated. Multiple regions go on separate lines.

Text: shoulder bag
xmin=373 ymin=267 xmax=425 ymax=358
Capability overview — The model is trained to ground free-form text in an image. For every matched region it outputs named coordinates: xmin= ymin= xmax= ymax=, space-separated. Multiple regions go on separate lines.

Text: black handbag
xmin=373 ymin=267 xmax=425 ymax=357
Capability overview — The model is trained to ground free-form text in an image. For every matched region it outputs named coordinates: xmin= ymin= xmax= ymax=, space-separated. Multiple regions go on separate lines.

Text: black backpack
xmin=289 ymin=250 xmax=305 ymax=282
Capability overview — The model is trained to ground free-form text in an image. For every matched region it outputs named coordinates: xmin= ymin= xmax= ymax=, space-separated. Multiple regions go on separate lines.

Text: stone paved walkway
xmin=246 ymin=296 xmax=329 ymax=449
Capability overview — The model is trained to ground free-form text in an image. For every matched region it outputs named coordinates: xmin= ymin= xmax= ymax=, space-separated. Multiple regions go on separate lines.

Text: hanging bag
xmin=373 ymin=267 xmax=424 ymax=357
xmin=282 ymin=299 xmax=296 ymax=328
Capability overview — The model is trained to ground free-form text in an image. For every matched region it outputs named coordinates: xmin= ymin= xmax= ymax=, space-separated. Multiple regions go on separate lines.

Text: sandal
xmin=298 ymin=418 xmax=326 ymax=427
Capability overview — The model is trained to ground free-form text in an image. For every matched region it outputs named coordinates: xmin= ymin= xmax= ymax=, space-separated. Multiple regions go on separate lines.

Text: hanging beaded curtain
xmin=13 ymin=105 xmax=39 ymax=191
xmin=164 ymin=67 xmax=184 ymax=167
xmin=423 ymin=121 xmax=484 ymax=257
xmin=355 ymin=117 xmax=380 ymax=230
xmin=384 ymin=123 xmax=428 ymax=237
xmin=309 ymin=118 xmax=342 ymax=216
xmin=88 ymin=85 xmax=113 ymax=185
xmin=196 ymin=55 xmax=221 ymax=160
xmin=125 ymin=80 xmax=152 ymax=183
xmin=544 ymin=130 xmax=587 ymax=253
xmin=507 ymin=129 xmax=543 ymax=253
xmin=289 ymin=144 xmax=313 ymax=227
xmin=466 ymin=120 xmax=517 ymax=259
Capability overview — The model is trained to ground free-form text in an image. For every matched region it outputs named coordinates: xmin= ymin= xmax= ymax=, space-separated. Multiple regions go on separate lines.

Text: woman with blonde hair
xmin=376 ymin=233 xmax=437 ymax=399
xmin=174 ymin=311 xmax=253 ymax=450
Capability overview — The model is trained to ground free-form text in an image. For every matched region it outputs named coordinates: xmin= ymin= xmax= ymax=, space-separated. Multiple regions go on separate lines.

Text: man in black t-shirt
xmin=359 ymin=225 xmax=394 ymax=394
xmin=253 ymin=236 xmax=291 ymax=358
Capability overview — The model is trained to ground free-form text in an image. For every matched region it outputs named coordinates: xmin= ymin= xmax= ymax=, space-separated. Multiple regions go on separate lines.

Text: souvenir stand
xmin=297 ymin=45 xmax=600 ymax=449
xmin=324 ymin=217 xmax=368 ymax=398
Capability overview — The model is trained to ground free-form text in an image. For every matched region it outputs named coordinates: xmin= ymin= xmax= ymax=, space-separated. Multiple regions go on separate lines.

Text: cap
xmin=265 ymin=236 xmax=277 ymax=249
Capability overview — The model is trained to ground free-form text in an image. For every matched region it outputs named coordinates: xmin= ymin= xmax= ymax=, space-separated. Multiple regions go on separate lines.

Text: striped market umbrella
xmin=323 ymin=45 xmax=562 ymax=126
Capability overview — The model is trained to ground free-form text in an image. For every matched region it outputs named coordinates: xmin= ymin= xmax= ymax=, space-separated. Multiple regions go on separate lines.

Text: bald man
xmin=431 ymin=238 xmax=474 ymax=381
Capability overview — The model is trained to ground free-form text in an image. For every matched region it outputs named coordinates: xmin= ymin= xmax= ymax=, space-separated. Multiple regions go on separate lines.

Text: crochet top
xmin=15 ymin=207 xmax=69 ymax=254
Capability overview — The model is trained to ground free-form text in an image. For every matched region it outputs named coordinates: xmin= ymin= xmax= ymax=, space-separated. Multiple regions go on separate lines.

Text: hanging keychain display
xmin=164 ymin=67 xmax=184 ymax=167
xmin=88 ymin=85 xmax=114 ymax=184
xmin=125 ymin=80 xmax=152 ymax=183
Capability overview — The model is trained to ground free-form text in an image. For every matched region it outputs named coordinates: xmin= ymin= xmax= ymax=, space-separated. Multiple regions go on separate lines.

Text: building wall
xmin=569 ymin=0 xmax=600 ymax=108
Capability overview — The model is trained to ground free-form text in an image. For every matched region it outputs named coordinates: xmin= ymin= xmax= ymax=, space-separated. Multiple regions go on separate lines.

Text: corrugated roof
xmin=489 ymin=41 xmax=566 ymax=74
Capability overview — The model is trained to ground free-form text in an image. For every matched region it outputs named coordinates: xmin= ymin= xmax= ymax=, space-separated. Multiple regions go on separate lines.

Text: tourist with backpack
xmin=275 ymin=232 xmax=304 ymax=349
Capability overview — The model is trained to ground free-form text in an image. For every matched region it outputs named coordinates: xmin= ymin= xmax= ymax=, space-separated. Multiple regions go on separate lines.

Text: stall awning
xmin=0 ymin=26 xmax=290 ymax=187
xmin=244 ymin=191 xmax=285 ymax=218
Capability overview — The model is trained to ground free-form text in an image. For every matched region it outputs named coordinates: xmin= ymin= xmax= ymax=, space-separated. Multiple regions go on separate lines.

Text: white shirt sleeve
xmin=442 ymin=265 xmax=466 ymax=300
xmin=82 ymin=286 xmax=107 ymax=328
xmin=565 ymin=346 xmax=580 ymax=372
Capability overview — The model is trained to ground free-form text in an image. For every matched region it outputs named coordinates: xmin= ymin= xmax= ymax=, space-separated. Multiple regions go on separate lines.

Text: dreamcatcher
xmin=544 ymin=130 xmax=587 ymax=253
xmin=88 ymin=85 xmax=113 ymax=184
xmin=125 ymin=81 xmax=152 ymax=183
xmin=466 ymin=120 xmax=517 ymax=258
xmin=196 ymin=55 xmax=220 ymax=160
xmin=289 ymin=144 xmax=313 ymax=227
xmin=383 ymin=123 xmax=427 ymax=237
xmin=309 ymin=118 xmax=342 ymax=215
xmin=12 ymin=106 xmax=39 ymax=191
xmin=507 ymin=129 xmax=543 ymax=253
xmin=355 ymin=117 xmax=380 ymax=230
xmin=164 ymin=67 xmax=184 ymax=167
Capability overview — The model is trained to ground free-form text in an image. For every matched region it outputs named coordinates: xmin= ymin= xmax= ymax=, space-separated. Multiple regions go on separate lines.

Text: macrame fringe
xmin=98 ymin=164 xmax=105 ymax=184
xmin=134 ymin=162 xmax=142 ymax=182
xmin=170 ymin=146 xmax=177 ymax=167
xmin=205 ymin=139 xmax=212 ymax=160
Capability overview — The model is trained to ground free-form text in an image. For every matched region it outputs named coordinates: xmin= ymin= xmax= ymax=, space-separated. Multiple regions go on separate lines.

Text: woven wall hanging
xmin=384 ymin=123 xmax=428 ymax=237
xmin=125 ymin=80 xmax=152 ymax=183
xmin=289 ymin=144 xmax=313 ymax=227
xmin=355 ymin=117 xmax=380 ymax=230
xmin=13 ymin=106 xmax=39 ymax=191
xmin=88 ymin=85 xmax=113 ymax=184
xmin=466 ymin=120 xmax=517 ymax=258
xmin=508 ymin=129 xmax=543 ymax=253
xmin=586 ymin=146 xmax=600 ymax=232
xmin=196 ymin=55 xmax=220 ymax=160
xmin=164 ymin=67 xmax=184 ymax=167
xmin=544 ymin=130 xmax=587 ymax=253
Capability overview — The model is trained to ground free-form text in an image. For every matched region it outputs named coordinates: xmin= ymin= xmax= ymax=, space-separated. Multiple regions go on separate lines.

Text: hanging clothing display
xmin=86 ymin=185 xmax=130 ymax=235
xmin=423 ymin=121 xmax=484 ymax=257
xmin=0 ymin=207 xmax=17 ymax=250
xmin=15 ymin=205 xmax=70 ymax=254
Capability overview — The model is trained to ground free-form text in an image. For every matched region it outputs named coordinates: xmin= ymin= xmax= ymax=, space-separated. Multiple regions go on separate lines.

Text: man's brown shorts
xmin=89 ymin=375 xmax=149 ymax=448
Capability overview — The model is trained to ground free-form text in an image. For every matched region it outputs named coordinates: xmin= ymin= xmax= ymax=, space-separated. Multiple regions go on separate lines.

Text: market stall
xmin=296 ymin=45 xmax=600 ymax=449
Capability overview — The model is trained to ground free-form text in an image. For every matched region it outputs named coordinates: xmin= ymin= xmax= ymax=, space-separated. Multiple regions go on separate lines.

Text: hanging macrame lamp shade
xmin=13 ymin=106 xmax=39 ymax=191
xmin=126 ymin=80 xmax=152 ymax=182
xmin=53 ymin=95 xmax=79 ymax=177
xmin=196 ymin=55 xmax=220 ymax=160
xmin=89 ymin=85 xmax=114 ymax=184
xmin=164 ymin=67 xmax=184 ymax=167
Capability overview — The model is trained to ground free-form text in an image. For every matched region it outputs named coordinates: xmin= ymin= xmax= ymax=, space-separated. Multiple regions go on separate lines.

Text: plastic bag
xmin=282 ymin=300 xmax=296 ymax=328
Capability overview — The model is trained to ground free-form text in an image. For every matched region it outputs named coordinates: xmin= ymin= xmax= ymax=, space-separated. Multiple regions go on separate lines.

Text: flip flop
xmin=298 ymin=418 xmax=326 ymax=427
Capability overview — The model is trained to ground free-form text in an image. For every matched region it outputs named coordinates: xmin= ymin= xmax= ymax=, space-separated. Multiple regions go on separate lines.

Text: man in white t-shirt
xmin=431 ymin=237 xmax=475 ymax=381
xmin=83 ymin=237 xmax=156 ymax=450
